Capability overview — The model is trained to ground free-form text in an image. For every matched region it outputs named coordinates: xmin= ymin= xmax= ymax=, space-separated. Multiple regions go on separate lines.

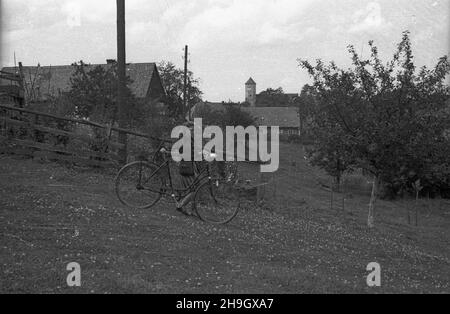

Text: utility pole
xmin=187 ymin=76 xmax=191 ymax=120
xmin=116 ymin=0 xmax=127 ymax=164
xmin=183 ymin=45 xmax=188 ymax=119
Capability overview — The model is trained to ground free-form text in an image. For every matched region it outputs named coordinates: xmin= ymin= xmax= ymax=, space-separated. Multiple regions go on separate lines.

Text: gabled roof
xmin=1 ymin=62 xmax=163 ymax=100
xmin=245 ymin=77 xmax=256 ymax=85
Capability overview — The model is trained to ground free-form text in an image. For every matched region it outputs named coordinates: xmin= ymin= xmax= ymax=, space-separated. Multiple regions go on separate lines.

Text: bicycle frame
xmin=142 ymin=149 xmax=213 ymax=201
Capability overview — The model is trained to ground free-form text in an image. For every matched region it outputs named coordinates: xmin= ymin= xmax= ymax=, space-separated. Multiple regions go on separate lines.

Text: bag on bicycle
xmin=179 ymin=161 xmax=195 ymax=177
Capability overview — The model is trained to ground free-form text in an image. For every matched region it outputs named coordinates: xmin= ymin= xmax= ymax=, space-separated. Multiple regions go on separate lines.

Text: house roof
xmin=1 ymin=62 xmax=163 ymax=100
xmin=245 ymin=77 xmax=256 ymax=85
xmin=243 ymin=107 xmax=299 ymax=128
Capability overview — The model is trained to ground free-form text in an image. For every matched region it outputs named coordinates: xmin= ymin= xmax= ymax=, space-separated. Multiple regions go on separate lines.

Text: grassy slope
xmin=0 ymin=147 xmax=449 ymax=294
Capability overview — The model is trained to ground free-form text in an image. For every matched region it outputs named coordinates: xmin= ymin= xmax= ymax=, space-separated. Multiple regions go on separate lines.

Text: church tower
xmin=245 ymin=77 xmax=256 ymax=107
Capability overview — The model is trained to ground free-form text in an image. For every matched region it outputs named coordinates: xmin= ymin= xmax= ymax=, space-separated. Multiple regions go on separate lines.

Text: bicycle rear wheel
xmin=115 ymin=161 xmax=164 ymax=209
xmin=193 ymin=179 xmax=240 ymax=224
xmin=209 ymin=161 xmax=238 ymax=183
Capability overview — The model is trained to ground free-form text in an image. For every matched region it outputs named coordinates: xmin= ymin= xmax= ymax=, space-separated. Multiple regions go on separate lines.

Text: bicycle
xmin=114 ymin=139 xmax=241 ymax=224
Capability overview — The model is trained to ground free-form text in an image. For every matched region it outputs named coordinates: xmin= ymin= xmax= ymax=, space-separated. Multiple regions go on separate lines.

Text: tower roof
xmin=245 ymin=77 xmax=256 ymax=85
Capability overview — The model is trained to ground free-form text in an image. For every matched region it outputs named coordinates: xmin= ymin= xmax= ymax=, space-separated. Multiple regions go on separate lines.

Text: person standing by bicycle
xmin=177 ymin=119 xmax=198 ymax=216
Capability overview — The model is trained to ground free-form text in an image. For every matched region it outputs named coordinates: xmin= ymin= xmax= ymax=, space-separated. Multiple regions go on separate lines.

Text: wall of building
xmin=245 ymin=83 xmax=256 ymax=107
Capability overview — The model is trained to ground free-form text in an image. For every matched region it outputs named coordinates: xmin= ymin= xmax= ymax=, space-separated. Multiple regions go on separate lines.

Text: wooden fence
xmin=0 ymin=104 xmax=162 ymax=168
xmin=0 ymin=103 xmax=270 ymax=203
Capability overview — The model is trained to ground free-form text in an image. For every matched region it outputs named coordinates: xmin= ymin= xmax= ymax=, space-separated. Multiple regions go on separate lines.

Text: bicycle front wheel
xmin=193 ymin=179 xmax=240 ymax=224
xmin=115 ymin=161 xmax=164 ymax=209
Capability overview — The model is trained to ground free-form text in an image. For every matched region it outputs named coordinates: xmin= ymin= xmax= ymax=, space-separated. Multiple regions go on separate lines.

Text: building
xmin=245 ymin=77 xmax=299 ymax=107
xmin=243 ymin=77 xmax=300 ymax=135
xmin=243 ymin=106 xmax=300 ymax=135
xmin=1 ymin=60 xmax=166 ymax=106
xmin=191 ymin=102 xmax=300 ymax=136
xmin=190 ymin=78 xmax=301 ymax=136
xmin=245 ymin=77 xmax=257 ymax=107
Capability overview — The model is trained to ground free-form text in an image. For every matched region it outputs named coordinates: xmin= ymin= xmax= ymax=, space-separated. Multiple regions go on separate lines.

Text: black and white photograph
xmin=0 ymin=0 xmax=449 ymax=298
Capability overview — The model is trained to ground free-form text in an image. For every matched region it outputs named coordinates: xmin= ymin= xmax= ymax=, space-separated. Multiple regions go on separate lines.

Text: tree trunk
xmin=367 ymin=176 xmax=379 ymax=228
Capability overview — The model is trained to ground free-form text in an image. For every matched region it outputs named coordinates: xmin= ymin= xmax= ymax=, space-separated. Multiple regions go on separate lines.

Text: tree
xmin=67 ymin=61 xmax=138 ymax=125
xmin=295 ymin=84 xmax=316 ymax=136
xmin=299 ymin=31 xmax=450 ymax=228
xmin=257 ymin=87 xmax=290 ymax=107
xmin=193 ymin=103 xmax=256 ymax=164
xmin=305 ymin=120 xmax=355 ymax=187
xmin=158 ymin=61 xmax=202 ymax=119
xmin=193 ymin=103 xmax=255 ymax=128
xmin=192 ymin=103 xmax=222 ymax=126
xmin=222 ymin=104 xmax=255 ymax=128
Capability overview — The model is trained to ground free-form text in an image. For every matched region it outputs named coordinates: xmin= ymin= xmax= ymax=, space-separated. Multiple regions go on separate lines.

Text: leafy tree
xmin=193 ymin=103 xmax=256 ymax=164
xmin=299 ymin=31 xmax=450 ymax=228
xmin=295 ymin=84 xmax=316 ymax=136
xmin=193 ymin=103 xmax=255 ymax=128
xmin=257 ymin=87 xmax=290 ymax=107
xmin=67 ymin=61 xmax=138 ymax=125
xmin=158 ymin=61 xmax=202 ymax=119
xmin=222 ymin=104 xmax=256 ymax=128
xmin=305 ymin=119 xmax=355 ymax=187
xmin=192 ymin=103 xmax=223 ymax=126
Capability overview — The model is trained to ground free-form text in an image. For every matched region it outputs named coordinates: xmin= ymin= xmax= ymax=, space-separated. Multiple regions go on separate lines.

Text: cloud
xmin=3 ymin=0 xmax=62 ymax=32
xmin=2 ymin=0 xmax=448 ymax=101
xmin=348 ymin=2 xmax=391 ymax=34
xmin=61 ymin=2 xmax=82 ymax=28
xmin=3 ymin=0 xmax=316 ymax=54
xmin=176 ymin=0 xmax=316 ymax=48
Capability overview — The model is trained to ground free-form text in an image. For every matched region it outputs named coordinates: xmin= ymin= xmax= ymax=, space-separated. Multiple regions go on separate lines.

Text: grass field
xmin=0 ymin=145 xmax=449 ymax=294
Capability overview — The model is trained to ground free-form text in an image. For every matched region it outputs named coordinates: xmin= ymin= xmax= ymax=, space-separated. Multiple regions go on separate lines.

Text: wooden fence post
xmin=330 ymin=178 xmax=334 ymax=211
xmin=256 ymin=171 xmax=263 ymax=203
xmin=272 ymin=172 xmax=277 ymax=203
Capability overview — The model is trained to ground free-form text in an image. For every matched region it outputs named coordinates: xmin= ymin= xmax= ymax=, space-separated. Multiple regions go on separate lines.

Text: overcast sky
xmin=1 ymin=0 xmax=449 ymax=101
